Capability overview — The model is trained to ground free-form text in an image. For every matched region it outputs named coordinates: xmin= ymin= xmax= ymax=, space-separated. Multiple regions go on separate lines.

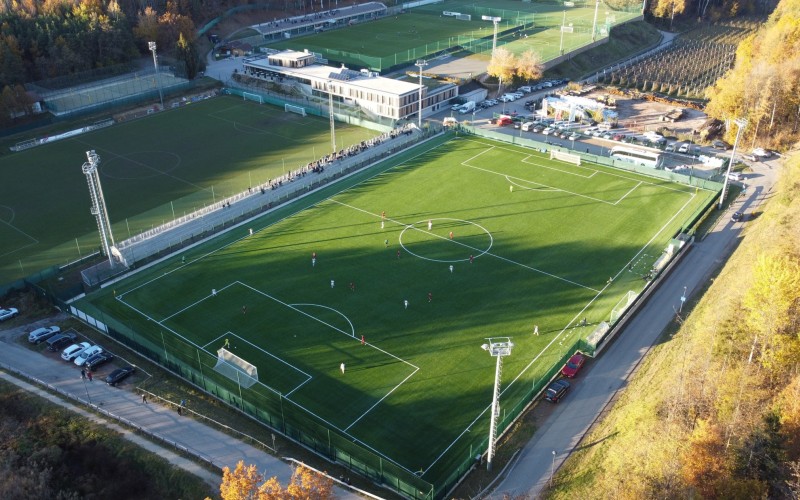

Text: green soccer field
xmin=0 ymin=96 xmax=379 ymax=285
xmin=268 ymin=0 xmax=638 ymax=71
xmin=76 ymin=134 xmax=717 ymax=492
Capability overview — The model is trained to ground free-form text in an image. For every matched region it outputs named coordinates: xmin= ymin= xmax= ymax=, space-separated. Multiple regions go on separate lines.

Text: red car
xmin=561 ymin=353 xmax=587 ymax=378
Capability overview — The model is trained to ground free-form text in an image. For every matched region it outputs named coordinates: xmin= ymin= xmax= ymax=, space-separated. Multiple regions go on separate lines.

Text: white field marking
xmin=331 ymin=200 xmax=599 ymax=292
xmin=520 ymin=154 xmax=598 ymax=178
xmin=614 ymin=181 xmax=642 ymax=205
xmin=238 ymin=282 xmax=418 ymax=369
xmin=0 ymin=214 xmax=39 ymax=258
xmin=399 ymin=218 xmax=494 ymax=263
xmin=163 ymin=282 xmax=238 ymax=323
xmin=73 ymin=138 xmax=205 ymax=192
xmin=119 ymin=135 xmax=452 ymax=300
xmin=462 ymin=160 xmax=617 ymax=206
xmin=228 ymin=330 xmax=314 ymax=397
xmin=209 ymin=112 xmax=299 ymax=141
xmin=423 ymin=184 xmax=701 ymax=474
xmin=461 ymin=144 xmax=496 ymax=165
xmin=506 ymin=175 xmax=559 ymax=192
xmin=344 ymin=365 xmax=420 ymax=432
xmin=458 ymin=137 xmax=703 ymax=194
xmin=291 ymin=303 xmax=356 ymax=337
xmin=117 ymin=288 xmax=421 ymax=471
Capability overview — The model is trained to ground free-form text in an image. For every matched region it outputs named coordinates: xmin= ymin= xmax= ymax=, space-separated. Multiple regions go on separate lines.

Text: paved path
xmin=485 ymin=157 xmax=779 ymax=498
xmin=0 ymin=322 xmax=364 ymax=499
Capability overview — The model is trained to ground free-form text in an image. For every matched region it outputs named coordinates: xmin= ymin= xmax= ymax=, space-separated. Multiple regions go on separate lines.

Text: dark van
xmin=47 ymin=332 xmax=78 ymax=352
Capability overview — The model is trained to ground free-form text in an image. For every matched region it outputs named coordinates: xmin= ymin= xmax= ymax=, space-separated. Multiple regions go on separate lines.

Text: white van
xmin=678 ymin=143 xmax=690 ymax=153
xmin=521 ymin=121 xmax=535 ymax=131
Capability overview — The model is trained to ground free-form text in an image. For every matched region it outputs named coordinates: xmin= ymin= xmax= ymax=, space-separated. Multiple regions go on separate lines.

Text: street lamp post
xmin=148 ymin=42 xmax=165 ymax=110
xmin=679 ymin=285 xmax=687 ymax=313
xmin=481 ymin=337 xmax=514 ymax=471
xmin=550 ymin=450 xmax=556 ymax=487
xmin=415 ymin=60 xmax=427 ymax=129
xmin=719 ymin=118 xmax=748 ymax=209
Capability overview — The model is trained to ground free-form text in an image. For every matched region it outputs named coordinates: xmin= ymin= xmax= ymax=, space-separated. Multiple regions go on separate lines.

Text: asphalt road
xmin=484 ymin=157 xmax=779 ymax=498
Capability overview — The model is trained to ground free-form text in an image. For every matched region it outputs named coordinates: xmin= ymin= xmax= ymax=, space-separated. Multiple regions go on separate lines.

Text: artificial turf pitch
xmin=0 ymin=97 xmax=378 ymax=285
xmin=77 ymin=134 xmax=716 ymax=488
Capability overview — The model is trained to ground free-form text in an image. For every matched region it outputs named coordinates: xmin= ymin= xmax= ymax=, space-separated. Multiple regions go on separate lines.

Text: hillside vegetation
xmin=705 ymin=0 xmax=800 ymax=148
xmin=549 ymin=153 xmax=800 ymax=496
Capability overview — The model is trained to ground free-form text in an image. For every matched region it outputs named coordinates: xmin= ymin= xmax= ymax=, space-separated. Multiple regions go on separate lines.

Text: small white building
xmin=242 ymin=50 xmax=457 ymax=121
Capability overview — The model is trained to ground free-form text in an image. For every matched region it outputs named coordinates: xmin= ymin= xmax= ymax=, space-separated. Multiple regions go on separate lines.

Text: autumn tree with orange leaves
xmin=216 ymin=461 xmax=334 ymax=500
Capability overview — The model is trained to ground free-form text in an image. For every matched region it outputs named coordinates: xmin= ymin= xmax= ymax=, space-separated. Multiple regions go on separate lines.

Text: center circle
xmin=399 ymin=218 xmax=493 ymax=263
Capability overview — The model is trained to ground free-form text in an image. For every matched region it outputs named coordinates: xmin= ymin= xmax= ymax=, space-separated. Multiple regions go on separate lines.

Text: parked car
xmin=568 ymin=132 xmax=580 ymax=141
xmin=106 ymin=366 xmax=136 ymax=386
xmin=47 ymin=332 xmax=78 ymax=352
xmin=74 ymin=345 xmax=103 ymax=366
xmin=665 ymin=142 xmax=677 ymax=152
xmin=561 ymin=353 xmax=587 ymax=378
xmin=542 ymin=127 xmax=554 ymax=135
xmin=742 ymin=153 xmax=759 ymax=162
xmin=727 ymin=172 xmax=744 ymax=181
xmin=752 ymin=147 xmax=772 ymax=158
xmin=519 ymin=86 xmax=532 ymax=93
xmin=712 ymin=139 xmax=730 ymax=150
xmin=28 ymin=326 xmax=61 ymax=344
xmin=678 ymin=143 xmax=690 ymax=153
xmin=85 ymin=351 xmax=115 ymax=371
xmin=544 ymin=379 xmax=571 ymax=402
xmin=731 ymin=211 xmax=744 ymax=222
xmin=0 ymin=307 xmax=18 ymax=322
xmin=62 ymin=342 xmax=91 ymax=361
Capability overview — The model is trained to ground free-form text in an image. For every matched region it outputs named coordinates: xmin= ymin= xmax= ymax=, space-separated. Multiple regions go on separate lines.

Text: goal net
xmin=550 ymin=150 xmax=581 ymax=166
xmin=242 ymin=92 xmax=263 ymax=104
xmin=213 ymin=348 xmax=259 ymax=388
xmin=285 ymin=103 xmax=307 ymax=117
xmin=610 ymin=290 xmax=638 ymax=323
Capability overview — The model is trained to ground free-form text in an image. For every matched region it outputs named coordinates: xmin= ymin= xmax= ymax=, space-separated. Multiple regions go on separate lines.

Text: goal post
xmin=610 ymin=290 xmax=638 ymax=323
xmin=284 ymin=103 xmax=307 ymax=117
xmin=550 ymin=150 xmax=582 ymax=166
xmin=242 ymin=92 xmax=263 ymax=104
xmin=213 ymin=348 xmax=259 ymax=388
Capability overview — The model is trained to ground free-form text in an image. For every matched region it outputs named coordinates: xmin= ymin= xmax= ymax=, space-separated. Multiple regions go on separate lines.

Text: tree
xmin=220 ymin=461 xmax=264 ymax=500
xmin=176 ymin=31 xmax=201 ymax=79
xmin=218 ymin=461 xmax=334 ymax=500
xmin=516 ymin=49 xmax=543 ymax=84
xmin=486 ymin=48 xmax=516 ymax=93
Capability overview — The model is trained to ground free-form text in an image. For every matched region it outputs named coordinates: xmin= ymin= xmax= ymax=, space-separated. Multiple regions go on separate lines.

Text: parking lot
xmin=434 ymin=81 xmax=766 ymax=180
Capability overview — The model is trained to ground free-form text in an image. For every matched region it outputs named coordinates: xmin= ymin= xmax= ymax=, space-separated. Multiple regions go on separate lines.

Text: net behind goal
xmin=285 ymin=103 xmax=307 ymax=117
xmin=550 ymin=150 xmax=582 ymax=165
xmin=213 ymin=348 xmax=259 ymax=388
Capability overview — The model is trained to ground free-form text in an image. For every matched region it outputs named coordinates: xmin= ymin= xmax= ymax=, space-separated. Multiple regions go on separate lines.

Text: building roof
xmin=245 ymin=56 xmax=421 ymax=96
xmin=270 ymin=50 xmax=315 ymax=62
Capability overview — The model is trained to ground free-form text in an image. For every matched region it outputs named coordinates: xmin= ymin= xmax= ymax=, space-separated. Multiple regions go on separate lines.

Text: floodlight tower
xmin=328 ymin=80 xmax=336 ymax=153
xmin=719 ymin=118 xmax=748 ymax=209
xmin=148 ymin=41 xmax=165 ymax=110
xmin=481 ymin=16 xmax=502 ymax=54
xmin=82 ymin=150 xmax=116 ymax=264
xmin=591 ymin=0 xmax=600 ymax=41
xmin=481 ymin=337 xmax=514 ymax=471
xmin=415 ymin=59 xmax=427 ymax=128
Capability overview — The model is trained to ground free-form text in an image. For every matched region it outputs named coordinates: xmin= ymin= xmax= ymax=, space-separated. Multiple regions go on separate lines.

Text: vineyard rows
xmin=598 ymin=19 xmax=762 ymax=99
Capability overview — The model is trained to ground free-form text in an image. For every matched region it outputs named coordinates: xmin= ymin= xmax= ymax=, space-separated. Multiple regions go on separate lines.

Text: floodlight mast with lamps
xmin=719 ymin=118 xmax=748 ymax=209
xmin=415 ymin=59 xmax=427 ymax=128
xmin=148 ymin=42 xmax=165 ymax=110
xmin=481 ymin=16 xmax=501 ymax=54
xmin=82 ymin=150 xmax=116 ymax=264
xmin=481 ymin=337 xmax=514 ymax=471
